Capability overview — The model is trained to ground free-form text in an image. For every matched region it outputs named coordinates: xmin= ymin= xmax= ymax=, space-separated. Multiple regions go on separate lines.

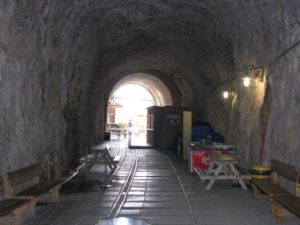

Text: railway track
xmin=106 ymin=148 xmax=199 ymax=225
xmin=106 ymin=143 xmax=138 ymax=218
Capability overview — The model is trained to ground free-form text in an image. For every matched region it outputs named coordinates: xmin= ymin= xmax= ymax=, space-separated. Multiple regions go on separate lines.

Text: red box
xmin=190 ymin=150 xmax=211 ymax=172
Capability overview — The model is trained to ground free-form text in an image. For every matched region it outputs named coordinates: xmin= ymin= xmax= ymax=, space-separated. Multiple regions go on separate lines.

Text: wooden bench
xmin=3 ymin=163 xmax=61 ymax=218
xmin=251 ymin=159 xmax=300 ymax=222
xmin=0 ymin=176 xmax=29 ymax=225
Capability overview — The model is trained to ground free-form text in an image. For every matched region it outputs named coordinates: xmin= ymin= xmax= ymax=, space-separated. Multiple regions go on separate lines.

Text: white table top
xmin=91 ymin=143 xmax=111 ymax=151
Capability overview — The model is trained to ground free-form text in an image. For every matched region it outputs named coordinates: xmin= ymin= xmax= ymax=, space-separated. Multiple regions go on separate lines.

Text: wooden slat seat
xmin=251 ymin=179 xmax=290 ymax=197
xmin=16 ymin=180 xmax=61 ymax=197
xmin=273 ymin=194 xmax=300 ymax=219
xmin=251 ymin=160 xmax=299 ymax=200
xmin=0 ymin=199 xmax=29 ymax=217
xmin=251 ymin=159 xmax=300 ymax=222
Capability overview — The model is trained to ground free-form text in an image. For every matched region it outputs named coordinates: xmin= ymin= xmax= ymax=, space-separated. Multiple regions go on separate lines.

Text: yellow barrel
xmin=249 ymin=165 xmax=271 ymax=179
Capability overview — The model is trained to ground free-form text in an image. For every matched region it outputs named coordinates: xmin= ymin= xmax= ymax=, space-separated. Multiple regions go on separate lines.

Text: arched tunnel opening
xmin=109 ymin=73 xmax=174 ymax=107
xmin=106 ymin=73 xmax=173 ymax=145
xmin=0 ymin=1 xmax=299 ymax=223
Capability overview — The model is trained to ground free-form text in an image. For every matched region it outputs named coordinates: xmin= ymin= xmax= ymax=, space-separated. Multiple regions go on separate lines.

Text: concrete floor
xmin=24 ymin=138 xmax=299 ymax=225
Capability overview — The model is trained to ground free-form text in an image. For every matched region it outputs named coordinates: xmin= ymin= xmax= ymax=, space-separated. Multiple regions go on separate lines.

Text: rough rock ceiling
xmin=72 ymin=0 xmax=282 ymax=98
xmin=5 ymin=0 xmax=291 ymax=104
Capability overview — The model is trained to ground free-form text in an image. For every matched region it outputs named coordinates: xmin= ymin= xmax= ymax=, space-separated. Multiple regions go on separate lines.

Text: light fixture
xmin=222 ymin=91 xmax=229 ymax=99
xmin=242 ymin=76 xmax=251 ymax=87
xmin=254 ymin=67 xmax=267 ymax=82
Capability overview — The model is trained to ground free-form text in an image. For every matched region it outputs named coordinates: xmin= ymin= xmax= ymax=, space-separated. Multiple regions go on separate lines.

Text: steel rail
xmin=106 ymin=148 xmax=138 ymax=218
xmin=165 ymin=153 xmax=199 ymax=225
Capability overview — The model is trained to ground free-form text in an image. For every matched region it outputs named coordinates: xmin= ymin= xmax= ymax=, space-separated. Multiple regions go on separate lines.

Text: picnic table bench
xmin=79 ymin=143 xmax=121 ymax=187
xmin=194 ymin=145 xmax=250 ymax=191
xmin=91 ymin=144 xmax=119 ymax=172
xmin=79 ymin=144 xmax=121 ymax=171
xmin=251 ymin=159 xmax=300 ymax=223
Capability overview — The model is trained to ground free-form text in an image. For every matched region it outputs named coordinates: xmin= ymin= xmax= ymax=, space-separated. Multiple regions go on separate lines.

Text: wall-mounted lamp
xmin=242 ymin=76 xmax=251 ymax=87
xmin=222 ymin=91 xmax=229 ymax=99
xmin=254 ymin=67 xmax=267 ymax=82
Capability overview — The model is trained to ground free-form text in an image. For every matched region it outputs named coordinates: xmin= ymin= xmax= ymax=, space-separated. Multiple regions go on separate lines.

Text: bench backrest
xmin=271 ymin=160 xmax=300 ymax=183
xmin=3 ymin=163 xmax=42 ymax=198
xmin=271 ymin=159 xmax=300 ymax=196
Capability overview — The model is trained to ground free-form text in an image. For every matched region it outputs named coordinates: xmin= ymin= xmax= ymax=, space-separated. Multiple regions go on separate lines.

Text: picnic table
xmin=106 ymin=128 xmax=128 ymax=139
xmin=194 ymin=144 xmax=250 ymax=190
xmin=91 ymin=144 xmax=118 ymax=172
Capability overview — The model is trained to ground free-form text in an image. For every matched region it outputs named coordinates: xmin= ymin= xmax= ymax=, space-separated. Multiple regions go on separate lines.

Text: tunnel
xmin=0 ymin=0 xmax=299 ymax=196
xmin=1 ymin=0 xmax=300 ymax=174
xmin=1 ymin=1 xmax=300 ymax=224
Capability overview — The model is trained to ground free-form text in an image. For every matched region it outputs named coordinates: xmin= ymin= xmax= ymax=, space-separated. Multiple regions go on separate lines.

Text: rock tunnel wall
xmin=0 ymin=1 xmax=97 ymax=175
xmin=202 ymin=1 xmax=300 ymax=167
xmin=0 ymin=0 xmax=299 ymax=176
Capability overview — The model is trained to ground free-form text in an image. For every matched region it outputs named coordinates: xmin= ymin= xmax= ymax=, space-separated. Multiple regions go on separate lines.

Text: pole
xmin=85 ymin=146 xmax=88 ymax=184
xmin=47 ymin=154 xmax=50 ymax=181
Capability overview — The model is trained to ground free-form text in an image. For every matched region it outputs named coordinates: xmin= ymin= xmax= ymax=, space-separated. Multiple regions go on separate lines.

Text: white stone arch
xmin=109 ymin=73 xmax=173 ymax=106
